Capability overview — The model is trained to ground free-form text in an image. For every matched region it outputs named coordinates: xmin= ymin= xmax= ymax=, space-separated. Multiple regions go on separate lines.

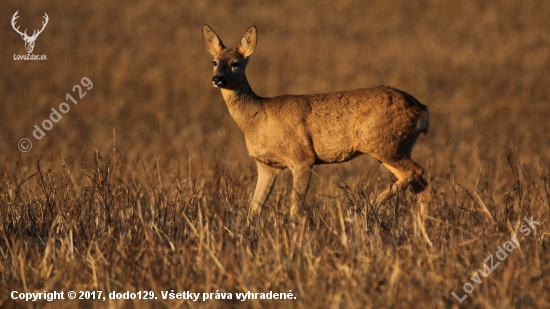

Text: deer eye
xmin=213 ymin=61 xmax=218 ymax=66
xmin=230 ymin=62 xmax=239 ymax=67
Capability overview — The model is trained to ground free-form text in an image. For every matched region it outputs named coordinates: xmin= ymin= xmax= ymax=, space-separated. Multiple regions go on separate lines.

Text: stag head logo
xmin=11 ymin=11 xmax=49 ymax=54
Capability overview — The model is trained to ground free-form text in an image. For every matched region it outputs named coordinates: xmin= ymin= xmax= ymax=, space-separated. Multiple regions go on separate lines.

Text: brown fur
xmin=203 ymin=25 xmax=430 ymax=219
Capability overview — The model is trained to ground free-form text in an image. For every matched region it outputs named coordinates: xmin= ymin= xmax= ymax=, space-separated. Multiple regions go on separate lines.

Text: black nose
xmin=212 ymin=76 xmax=226 ymax=87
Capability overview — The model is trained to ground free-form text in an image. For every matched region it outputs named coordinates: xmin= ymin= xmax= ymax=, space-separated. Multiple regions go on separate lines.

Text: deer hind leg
xmin=250 ymin=161 xmax=281 ymax=217
xmin=374 ymin=157 xmax=428 ymax=207
xmin=376 ymin=157 xmax=433 ymax=246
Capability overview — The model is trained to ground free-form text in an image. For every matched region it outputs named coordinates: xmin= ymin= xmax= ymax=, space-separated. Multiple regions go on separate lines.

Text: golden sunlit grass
xmin=1 ymin=0 xmax=549 ymax=308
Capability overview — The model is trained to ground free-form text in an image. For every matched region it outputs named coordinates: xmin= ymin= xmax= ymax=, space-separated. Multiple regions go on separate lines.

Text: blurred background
xmin=1 ymin=0 xmax=548 ymax=180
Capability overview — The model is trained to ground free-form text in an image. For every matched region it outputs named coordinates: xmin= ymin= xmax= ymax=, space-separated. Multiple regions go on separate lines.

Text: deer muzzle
xmin=212 ymin=76 xmax=227 ymax=88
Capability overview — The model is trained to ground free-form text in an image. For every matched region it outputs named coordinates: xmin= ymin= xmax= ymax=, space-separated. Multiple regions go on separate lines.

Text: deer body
xmin=203 ymin=25 xmax=430 ymax=219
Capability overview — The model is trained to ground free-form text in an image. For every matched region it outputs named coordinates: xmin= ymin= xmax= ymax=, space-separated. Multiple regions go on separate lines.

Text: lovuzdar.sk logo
xmin=11 ymin=10 xmax=48 ymax=60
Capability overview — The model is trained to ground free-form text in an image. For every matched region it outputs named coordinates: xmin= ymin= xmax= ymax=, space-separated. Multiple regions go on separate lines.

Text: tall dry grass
xmin=0 ymin=0 xmax=549 ymax=308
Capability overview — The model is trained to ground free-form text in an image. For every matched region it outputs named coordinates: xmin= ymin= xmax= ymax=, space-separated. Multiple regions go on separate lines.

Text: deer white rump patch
xmin=416 ymin=112 xmax=430 ymax=134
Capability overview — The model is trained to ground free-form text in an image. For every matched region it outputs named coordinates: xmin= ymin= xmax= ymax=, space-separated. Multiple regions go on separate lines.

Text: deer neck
xmin=219 ymin=76 xmax=262 ymax=131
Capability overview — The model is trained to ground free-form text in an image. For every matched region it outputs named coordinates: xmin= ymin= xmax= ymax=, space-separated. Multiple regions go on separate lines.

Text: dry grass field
xmin=1 ymin=0 xmax=549 ymax=308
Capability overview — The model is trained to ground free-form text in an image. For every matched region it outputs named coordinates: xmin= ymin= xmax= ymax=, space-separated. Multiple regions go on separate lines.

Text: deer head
xmin=203 ymin=25 xmax=256 ymax=90
xmin=11 ymin=11 xmax=49 ymax=54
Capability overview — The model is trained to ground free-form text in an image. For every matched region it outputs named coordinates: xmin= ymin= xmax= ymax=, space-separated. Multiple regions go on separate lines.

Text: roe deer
xmin=202 ymin=25 xmax=431 ymax=220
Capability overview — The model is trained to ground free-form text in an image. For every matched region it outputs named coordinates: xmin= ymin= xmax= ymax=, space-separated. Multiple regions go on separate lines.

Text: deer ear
xmin=237 ymin=26 xmax=256 ymax=58
xmin=202 ymin=24 xmax=225 ymax=56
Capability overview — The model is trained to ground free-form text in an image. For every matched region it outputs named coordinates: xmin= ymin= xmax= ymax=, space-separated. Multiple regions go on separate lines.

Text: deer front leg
xmin=250 ymin=161 xmax=280 ymax=217
xmin=289 ymin=165 xmax=312 ymax=218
